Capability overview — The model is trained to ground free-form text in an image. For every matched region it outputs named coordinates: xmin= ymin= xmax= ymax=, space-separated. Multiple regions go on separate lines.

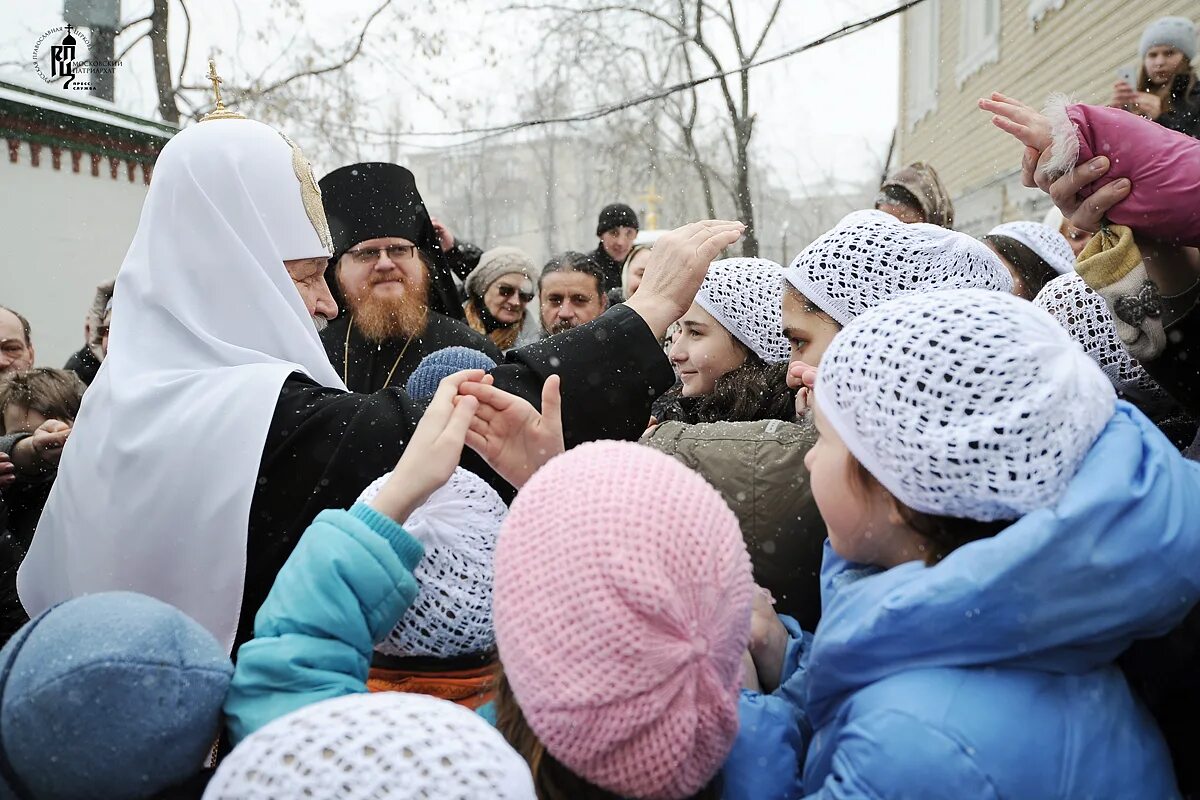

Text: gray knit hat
xmin=465 ymin=247 xmax=536 ymax=299
xmin=1140 ymin=16 xmax=1196 ymax=61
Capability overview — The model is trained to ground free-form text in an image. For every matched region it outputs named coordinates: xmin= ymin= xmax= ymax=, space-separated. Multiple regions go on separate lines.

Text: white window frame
xmin=1027 ymin=0 xmax=1066 ymax=26
xmin=905 ymin=0 xmax=940 ymax=129
xmin=955 ymin=0 xmax=1001 ymax=87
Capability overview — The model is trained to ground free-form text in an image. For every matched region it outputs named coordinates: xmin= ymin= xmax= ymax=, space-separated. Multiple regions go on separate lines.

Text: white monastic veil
xmin=18 ymin=119 xmax=347 ymax=652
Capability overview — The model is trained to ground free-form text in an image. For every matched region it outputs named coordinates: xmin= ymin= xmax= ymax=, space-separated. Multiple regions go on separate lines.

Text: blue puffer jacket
xmin=739 ymin=404 xmax=1200 ymax=799
xmin=223 ymin=503 xmax=424 ymax=744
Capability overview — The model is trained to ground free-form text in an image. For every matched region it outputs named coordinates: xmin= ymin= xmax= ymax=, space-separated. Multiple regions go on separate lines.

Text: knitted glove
xmin=1075 ymin=225 xmax=1165 ymax=361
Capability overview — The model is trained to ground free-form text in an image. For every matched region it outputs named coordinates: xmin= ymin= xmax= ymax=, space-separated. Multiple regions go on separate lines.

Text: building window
xmin=956 ymin=0 xmax=1000 ymax=87
xmin=1028 ymin=0 xmax=1066 ymax=26
xmin=905 ymin=0 xmax=940 ymax=128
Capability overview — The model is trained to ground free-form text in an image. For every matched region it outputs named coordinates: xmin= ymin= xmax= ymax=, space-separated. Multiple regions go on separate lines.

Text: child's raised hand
xmin=368 ymin=370 xmax=483 ymax=523
xmin=979 ymin=92 xmax=1053 ymax=153
xmin=459 ymin=374 xmax=565 ymax=490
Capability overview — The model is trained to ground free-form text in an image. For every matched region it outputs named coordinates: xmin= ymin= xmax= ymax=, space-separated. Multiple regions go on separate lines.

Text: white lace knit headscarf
xmin=784 ymin=209 xmax=1013 ymax=326
xmin=815 ymin=289 xmax=1115 ymax=521
xmin=694 ymin=258 xmax=791 ymax=362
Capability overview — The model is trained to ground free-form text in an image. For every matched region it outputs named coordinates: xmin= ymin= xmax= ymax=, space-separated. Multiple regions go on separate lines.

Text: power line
xmin=331 ymin=0 xmax=926 ymax=146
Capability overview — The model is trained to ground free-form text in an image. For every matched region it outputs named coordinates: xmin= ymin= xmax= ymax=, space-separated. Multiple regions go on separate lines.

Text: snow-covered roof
xmin=0 ymin=75 xmax=176 ymax=140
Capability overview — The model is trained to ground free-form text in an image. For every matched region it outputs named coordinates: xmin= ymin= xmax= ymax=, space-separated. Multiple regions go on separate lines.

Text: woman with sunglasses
xmin=463 ymin=247 xmax=541 ymax=352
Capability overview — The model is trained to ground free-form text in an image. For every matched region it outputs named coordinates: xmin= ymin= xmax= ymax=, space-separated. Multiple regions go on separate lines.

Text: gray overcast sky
xmin=0 ymin=0 xmax=900 ymax=192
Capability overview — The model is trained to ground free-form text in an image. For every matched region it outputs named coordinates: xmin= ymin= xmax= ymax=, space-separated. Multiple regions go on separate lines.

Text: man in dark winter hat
xmin=593 ymin=202 xmax=639 ymax=292
xmin=319 ymin=163 xmax=500 ymax=392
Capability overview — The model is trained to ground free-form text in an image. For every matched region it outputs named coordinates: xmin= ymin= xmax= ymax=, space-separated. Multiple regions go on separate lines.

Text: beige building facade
xmin=898 ymin=0 xmax=1197 ymax=234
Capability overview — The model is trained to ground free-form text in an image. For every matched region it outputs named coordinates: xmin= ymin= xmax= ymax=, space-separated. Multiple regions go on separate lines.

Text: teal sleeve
xmin=224 ymin=505 xmax=424 ymax=744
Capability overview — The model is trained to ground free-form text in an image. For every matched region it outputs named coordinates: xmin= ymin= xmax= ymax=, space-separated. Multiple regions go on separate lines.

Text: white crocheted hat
xmin=1034 ymin=272 xmax=1174 ymax=412
xmin=784 ymin=209 xmax=1013 ymax=326
xmin=202 ymin=692 xmax=536 ymax=799
xmin=989 ymin=220 xmax=1076 ymax=276
xmin=694 ymin=257 xmax=791 ymax=362
xmin=814 ymin=289 xmax=1115 ymax=522
xmin=357 ymin=467 xmax=506 ymax=658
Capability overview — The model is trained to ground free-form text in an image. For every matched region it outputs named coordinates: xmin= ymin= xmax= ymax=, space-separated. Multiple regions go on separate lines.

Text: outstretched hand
xmin=625 ymin=220 xmax=746 ymax=338
xmin=979 ymin=92 xmax=1053 ymax=153
xmin=459 ymin=374 xmax=565 ymax=490
xmin=367 ymin=370 xmax=483 ymax=523
xmin=11 ymin=420 xmax=71 ymax=473
xmin=981 ymin=89 xmax=1132 ymax=238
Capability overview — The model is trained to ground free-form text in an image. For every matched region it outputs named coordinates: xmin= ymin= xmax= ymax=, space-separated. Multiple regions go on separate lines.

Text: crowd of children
xmin=3 ymin=14 xmax=1200 ymax=800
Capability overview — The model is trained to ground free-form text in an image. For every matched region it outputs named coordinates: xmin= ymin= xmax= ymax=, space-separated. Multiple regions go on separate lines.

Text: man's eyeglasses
xmin=347 ymin=244 xmax=418 ymax=265
xmin=495 ymin=285 xmax=534 ymax=303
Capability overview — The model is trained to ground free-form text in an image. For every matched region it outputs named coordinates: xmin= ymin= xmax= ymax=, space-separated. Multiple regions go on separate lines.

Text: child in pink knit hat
xmin=490 ymin=440 xmax=755 ymax=800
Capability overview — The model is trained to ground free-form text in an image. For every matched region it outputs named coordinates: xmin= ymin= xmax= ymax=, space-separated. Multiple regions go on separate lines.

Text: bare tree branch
xmin=749 ymin=0 xmax=785 ymax=60
xmin=118 ymin=14 xmax=153 ymax=34
xmin=725 ymin=0 xmax=746 ymax=63
xmin=507 ymin=2 xmax=688 ymax=37
xmin=115 ymin=31 xmax=151 ymax=64
xmin=175 ymin=0 xmax=191 ymax=88
xmin=245 ymin=0 xmax=392 ymax=99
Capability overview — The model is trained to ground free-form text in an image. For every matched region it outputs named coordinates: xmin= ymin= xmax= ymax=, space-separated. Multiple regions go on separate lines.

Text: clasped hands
xmin=367 ymin=370 xmax=565 ymax=523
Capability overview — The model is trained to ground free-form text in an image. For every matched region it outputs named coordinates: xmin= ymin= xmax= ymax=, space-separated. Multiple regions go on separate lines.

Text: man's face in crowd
xmin=337 ymin=237 xmax=431 ymax=341
xmin=540 ymin=270 xmax=606 ymax=335
xmin=0 ymin=309 xmax=33 ymax=375
xmin=600 ymin=226 xmax=637 ymax=263
xmin=284 ymin=257 xmax=340 ymax=332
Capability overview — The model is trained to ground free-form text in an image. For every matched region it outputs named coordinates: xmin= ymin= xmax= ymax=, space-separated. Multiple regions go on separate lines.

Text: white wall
xmin=1 ymin=153 xmax=148 ymax=367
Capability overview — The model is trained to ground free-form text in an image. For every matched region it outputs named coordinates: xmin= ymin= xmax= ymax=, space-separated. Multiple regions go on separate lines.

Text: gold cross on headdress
xmin=200 ymin=58 xmax=246 ymax=122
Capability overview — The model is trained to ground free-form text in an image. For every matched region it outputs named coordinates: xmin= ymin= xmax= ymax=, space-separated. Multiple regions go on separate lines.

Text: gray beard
xmin=312 ymin=315 xmax=329 ymax=333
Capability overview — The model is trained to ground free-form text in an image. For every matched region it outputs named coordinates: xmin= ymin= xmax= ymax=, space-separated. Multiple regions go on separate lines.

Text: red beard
xmin=343 ymin=273 xmax=430 ymax=341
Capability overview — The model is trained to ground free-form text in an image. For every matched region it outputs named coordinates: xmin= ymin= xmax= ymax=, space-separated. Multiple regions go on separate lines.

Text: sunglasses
xmin=495 ymin=284 xmax=534 ymax=303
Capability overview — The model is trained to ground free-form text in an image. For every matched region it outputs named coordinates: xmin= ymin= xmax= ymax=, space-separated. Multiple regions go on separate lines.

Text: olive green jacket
xmin=641 ymin=418 xmax=825 ymax=631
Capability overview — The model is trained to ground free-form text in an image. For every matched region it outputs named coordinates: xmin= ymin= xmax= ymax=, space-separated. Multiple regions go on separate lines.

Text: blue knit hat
xmin=0 ymin=592 xmax=232 ymax=800
xmin=405 ymin=346 xmax=497 ymax=401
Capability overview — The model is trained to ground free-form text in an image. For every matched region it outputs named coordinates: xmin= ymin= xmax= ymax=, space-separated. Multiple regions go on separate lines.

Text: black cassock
xmin=238 ymin=305 xmax=674 ymax=651
xmin=321 ymin=311 xmax=502 ymax=394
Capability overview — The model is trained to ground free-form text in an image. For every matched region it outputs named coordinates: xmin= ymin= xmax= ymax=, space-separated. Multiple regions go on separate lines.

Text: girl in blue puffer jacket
xmin=745 ymin=288 xmax=1200 ymax=799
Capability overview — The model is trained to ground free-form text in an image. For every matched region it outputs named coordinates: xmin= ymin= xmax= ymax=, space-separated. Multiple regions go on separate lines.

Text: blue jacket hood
xmin=807 ymin=402 xmax=1200 ymax=727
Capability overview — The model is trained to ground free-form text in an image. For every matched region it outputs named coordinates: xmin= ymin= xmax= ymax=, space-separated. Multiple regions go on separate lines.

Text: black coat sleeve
xmin=445 ymin=241 xmax=484 ymax=281
xmin=240 ymin=305 xmax=672 ymax=650
xmin=490 ymin=304 xmax=677 ymax=445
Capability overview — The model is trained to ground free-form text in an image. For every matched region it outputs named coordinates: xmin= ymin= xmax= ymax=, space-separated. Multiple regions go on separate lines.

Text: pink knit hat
xmin=493 ymin=441 xmax=754 ymax=800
